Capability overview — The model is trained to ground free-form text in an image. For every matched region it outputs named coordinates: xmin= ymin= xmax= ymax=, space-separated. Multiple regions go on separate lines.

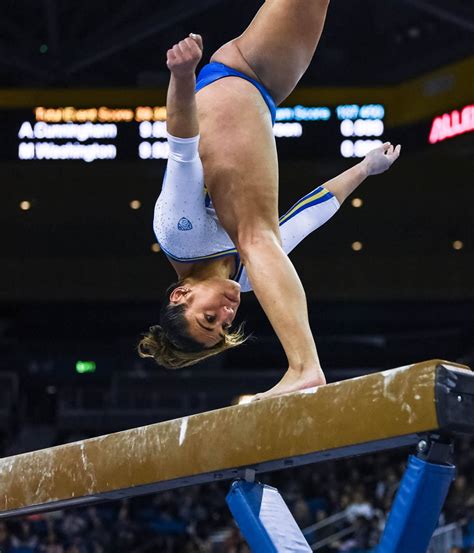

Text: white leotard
xmin=153 ymin=133 xmax=340 ymax=292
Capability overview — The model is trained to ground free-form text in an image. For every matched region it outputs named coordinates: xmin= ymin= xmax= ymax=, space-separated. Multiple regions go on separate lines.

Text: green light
xmin=39 ymin=44 xmax=48 ymax=54
xmin=75 ymin=360 xmax=96 ymax=374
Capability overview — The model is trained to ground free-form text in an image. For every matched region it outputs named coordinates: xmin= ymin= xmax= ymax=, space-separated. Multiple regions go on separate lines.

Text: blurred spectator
xmin=11 ymin=520 xmax=39 ymax=551
xmin=346 ymin=491 xmax=375 ymax=522
xmin=0 ymin=521 xmax=12 ymax=552
xmin=446 ymin=475 xmax=472 ymax=521
xmin=292 ymin=497 xmax=313 ymax=528
xmin=60 ymin=513 xmax=87 ymax=540
xmin=39 ymin=530 xmax=63 ymax=553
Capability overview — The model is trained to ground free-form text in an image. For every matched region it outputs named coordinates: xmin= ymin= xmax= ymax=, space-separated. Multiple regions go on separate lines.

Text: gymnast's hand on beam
xmin=362 ymin=142 xmax=402 ymax=176
xmin=166 ymin=33 xmax=203 ymax=78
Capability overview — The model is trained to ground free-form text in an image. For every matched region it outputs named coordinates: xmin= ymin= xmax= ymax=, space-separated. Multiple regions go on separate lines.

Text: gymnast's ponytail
xmin=137 ymin=280 xmax=246 ymax=369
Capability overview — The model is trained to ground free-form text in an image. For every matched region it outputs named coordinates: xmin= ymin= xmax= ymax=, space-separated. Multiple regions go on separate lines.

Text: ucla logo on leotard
xmin=177 ymin=217 xmax=193 ymax=231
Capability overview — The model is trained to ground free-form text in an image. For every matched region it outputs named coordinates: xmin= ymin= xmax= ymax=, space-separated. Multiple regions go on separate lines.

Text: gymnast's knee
xmin=236 ymin=228 xmax=282 ymax=263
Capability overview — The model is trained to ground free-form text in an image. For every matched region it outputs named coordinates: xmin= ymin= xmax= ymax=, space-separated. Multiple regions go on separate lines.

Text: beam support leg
xmin=226 ymin=479 xmax=312 ymax=552
xmin=377 ymin=436 xmax=456 ymax=553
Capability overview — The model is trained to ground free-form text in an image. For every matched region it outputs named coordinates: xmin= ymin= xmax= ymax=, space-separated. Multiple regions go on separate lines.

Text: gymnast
xmin=138 ymin=0 xmax=401 ymax=399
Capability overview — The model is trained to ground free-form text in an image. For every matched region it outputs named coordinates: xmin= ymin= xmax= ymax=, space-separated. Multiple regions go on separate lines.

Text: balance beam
xmin=1 ymin=359 xmax=473 ymax=519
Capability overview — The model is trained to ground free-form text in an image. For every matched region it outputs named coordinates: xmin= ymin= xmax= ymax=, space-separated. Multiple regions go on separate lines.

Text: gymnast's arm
xmin=238 ymin=143 xmax=402 ymax=290
xmin=323 ymin=142 xmax=402 ymax=205
xmin=280 ymin=142 xmax=403 ymax=251
xmin=154 ymin=35 xmax=208 ymax=247
xmin=165 ymin=33 xmax=203 ymax=138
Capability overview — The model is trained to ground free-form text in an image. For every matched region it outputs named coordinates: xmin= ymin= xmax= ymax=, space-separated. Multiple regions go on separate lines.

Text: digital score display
xmin=1 ymin=103 xmax=386 ymax=162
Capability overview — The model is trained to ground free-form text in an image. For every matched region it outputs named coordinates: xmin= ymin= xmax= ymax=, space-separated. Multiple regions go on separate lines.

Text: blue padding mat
xmin=226 ymin=480 xmax=311 ymax=553
xmin=377 ymin=455 xmax=455 ymax=553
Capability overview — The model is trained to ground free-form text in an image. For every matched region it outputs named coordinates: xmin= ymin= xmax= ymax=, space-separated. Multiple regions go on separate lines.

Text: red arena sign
xmin=429 ymin=104 xmax=474 ymax=144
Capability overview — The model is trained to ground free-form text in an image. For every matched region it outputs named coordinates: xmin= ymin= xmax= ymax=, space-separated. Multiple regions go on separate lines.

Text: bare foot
xmin=252 ymin=367 xmax=326 ymax=401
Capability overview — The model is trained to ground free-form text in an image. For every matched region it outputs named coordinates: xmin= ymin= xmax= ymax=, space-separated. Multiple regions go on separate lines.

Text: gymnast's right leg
xmin=211 ymin=0 xmax=331 ymax=104
xmin=196 ymin=1 xmax=332 ymax=400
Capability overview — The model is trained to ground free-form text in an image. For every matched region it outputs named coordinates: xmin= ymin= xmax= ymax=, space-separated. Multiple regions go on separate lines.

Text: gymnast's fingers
xmin=392 ymin=144 xmax=402 ymax=161
xmin=176 ymin=41 xmax=188 ymax=58
xmin=183 ymin=37 xmax=202 ymax=59
xmin=387 ymin=144 xmax=402 ymax=165
xmin=166 ymin=48 xmax=177 ymax=66
xmin=189 ymin=33 xmax=203 ymax=51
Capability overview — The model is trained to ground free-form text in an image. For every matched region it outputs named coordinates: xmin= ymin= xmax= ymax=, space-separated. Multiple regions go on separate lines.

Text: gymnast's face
xmin=169 ymin=277 xmax=241 ymax=347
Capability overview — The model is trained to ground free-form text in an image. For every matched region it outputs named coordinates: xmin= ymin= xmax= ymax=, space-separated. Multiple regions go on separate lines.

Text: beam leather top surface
xmin=0 ymin=359 xmax=470 ymax=517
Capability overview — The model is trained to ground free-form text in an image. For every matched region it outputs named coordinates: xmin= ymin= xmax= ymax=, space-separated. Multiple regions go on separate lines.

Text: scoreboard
xmin=0 ymin=103 xmax=386 ymax=162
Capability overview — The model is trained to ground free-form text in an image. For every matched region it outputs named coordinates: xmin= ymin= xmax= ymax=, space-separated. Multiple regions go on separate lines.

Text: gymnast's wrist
xmin=170 ymin=69 xmax=197 ymax=82
xmin=358 ymin=159 xmax=371 ymax=179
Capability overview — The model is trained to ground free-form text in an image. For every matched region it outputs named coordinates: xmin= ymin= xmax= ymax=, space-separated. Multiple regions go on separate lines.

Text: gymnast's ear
xmin=169 ymin=286 xmax=191 ymax=304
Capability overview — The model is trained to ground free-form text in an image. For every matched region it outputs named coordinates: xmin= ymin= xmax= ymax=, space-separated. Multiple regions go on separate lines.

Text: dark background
xmin=2 ymin=0 xmax=473 ymax=87
xmin=0 ymin=3 xmax=473 ymax=553
xmin=0 ymin=0 xmax=473 ymax=430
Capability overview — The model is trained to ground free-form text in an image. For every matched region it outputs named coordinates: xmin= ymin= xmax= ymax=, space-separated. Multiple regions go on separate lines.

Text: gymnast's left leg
xmin=196 ymin=0 xmax=333 ymax=399
xmin=211 ymin=0 xmax=331 ymax=104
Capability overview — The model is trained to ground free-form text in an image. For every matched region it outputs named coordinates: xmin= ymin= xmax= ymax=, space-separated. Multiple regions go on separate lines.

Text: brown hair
xmin=137 ymin=281 xmax=247 ymax=369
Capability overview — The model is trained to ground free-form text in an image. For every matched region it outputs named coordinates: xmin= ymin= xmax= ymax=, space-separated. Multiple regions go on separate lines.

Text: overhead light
xmin=351 ymin=198 xmax=363 ymax=208
xmin=130 ymin=200 xmax=141 ymax=210
xmin=352 ymin=241 xmax=363 ymax=251
xmin=452 ymin=240 xmax=464 ymax=251
xmin=20 ymin=200 xmax=31 ymax=211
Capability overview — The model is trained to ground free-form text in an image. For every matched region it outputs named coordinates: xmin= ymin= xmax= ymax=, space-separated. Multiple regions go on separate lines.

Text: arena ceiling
xmin=2 ymin=0 xmax=473 ymax=88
